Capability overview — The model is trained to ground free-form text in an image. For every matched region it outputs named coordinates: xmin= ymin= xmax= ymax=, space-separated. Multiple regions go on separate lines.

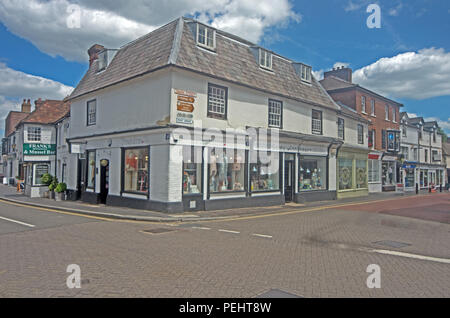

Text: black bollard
xmin=416 ymin=183 xmax=419 ymax=195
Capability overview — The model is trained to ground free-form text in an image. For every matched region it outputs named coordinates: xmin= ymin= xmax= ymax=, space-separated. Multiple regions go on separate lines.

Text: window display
xmin=382 ymin=162 xmax=396 ymax=186
xmin=338 ymin=158 xmax=353 ymax=190
xmin=405 ymin=168 xmax=415 ymax=188
xmin=356 ymin=160 xmax=367 ymax=189
xmin=87 ymin=151 xmax=96 ymax=189
xmin=124 ymin=148 xmax=149 ymax=194
xmin=368 ymin=159 xmax=380 ymax=183
xmin=183 ymin=146 xmax=202 ymax=195
xmin=250 ymin=153 xmax=280 ymax=192
xmin=299 ymin=156 xmax=326 ymax=191
xmin=209 ymin=148 xmax=245 ymax=193
xmin=34 ymin=164 xmax=49 ymax=186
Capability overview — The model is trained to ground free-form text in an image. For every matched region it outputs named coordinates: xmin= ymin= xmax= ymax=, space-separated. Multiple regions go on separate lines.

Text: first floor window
xmin=268 ymin=99 xmax=282 ymax=128
xmin=124 ymin=147 xmax=149 ymax=194
xmin=338 ymin=118 xmax=345 ymax=140
xmin=368 ymin=159 xmax=380 ymax=183
xmin=356 ymin=160 xmax=367 ymax=189
xmin=183 ymin=146 xmax=202 ymax=195
xmin=361 ymin=96 xmax=366 ymax=113
xmin=357 ymin=124 xmax=364 ymax=144
xmin=250 ymin=152 xmax=280 ymax=192
xmin=87 ymin=151 xmax=96 ymax=188
xmin=27 ymin=127 xmax=41 ymax=142
xmin=312 ymin=110 xmax=322 ymax=135
xmin=338 ymin=158 xmax=353 ymax=190
xmin=34 ymin=164 xmax=49 ymax=186
xmin=209 ymin=148 xmax=245 ymax=193
xmin=87 ymin=100 xmax=97 ymax=126
xmin=299 ymin=156 xmax=327 ymax=191
xmin=208 ymin=84 xmax=227 ymax=119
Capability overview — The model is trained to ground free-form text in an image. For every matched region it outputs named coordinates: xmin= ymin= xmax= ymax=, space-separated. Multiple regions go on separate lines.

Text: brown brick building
xmin=320 ymin=67 xmax=403 ymax=192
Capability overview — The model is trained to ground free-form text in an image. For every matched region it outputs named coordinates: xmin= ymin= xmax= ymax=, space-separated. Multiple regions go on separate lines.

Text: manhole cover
xmin=256 ymin=289 xmax=302 ymax=298
xmin=373 ymin=240 xmax=411 ymax=249
xmin=142 ymin=228 xmax=176 ymax=234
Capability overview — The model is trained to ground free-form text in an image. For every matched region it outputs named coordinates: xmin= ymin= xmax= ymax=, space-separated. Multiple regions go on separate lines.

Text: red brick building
xmin=320 ymin=67 xmax=403 ymax=192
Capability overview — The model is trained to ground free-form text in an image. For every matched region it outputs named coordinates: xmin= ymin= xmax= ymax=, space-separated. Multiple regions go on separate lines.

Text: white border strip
xmin=372 ymin=249 xmax=450 ymax=264
xmin=0 ymin=216 xmax=35 ymax=228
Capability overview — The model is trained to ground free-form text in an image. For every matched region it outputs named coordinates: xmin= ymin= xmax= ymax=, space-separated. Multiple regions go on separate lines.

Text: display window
xmin=209 ymin=148 xmax=245 ymax=193
xmin=298 ymin=156 xmax=326 ymax=191
xmin=183 ymin=146 xmax=202 ymax=195
xmin=405 ymin=169 xmax=415 ymax=187
xmin=382 ymin=162 xmax=396 ymax=186
xmin=250 ymin=152 xmax=280 ymax=192
xmin=33 ymin=163 xmax=49 ymax=186
xmin=338 ymin=158 xmax=353 ymax=190
xmin=368 ymin=159 xmax=380 ymax=183
xmin=356 ymin=160 xmax=367 ymax=189
xmin=87 ymin=151 xmax=96 ymax=189
xmin=123 ymin=147 xmax=149 ymax=194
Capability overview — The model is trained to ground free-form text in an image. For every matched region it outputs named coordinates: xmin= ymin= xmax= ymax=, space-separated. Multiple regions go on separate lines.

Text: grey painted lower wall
xmin=204 ymin=195 xmax=284 ymax=211
xmin=294 ymin=190 xmax=337 ymax=204
xmin=107 ymin=195 xmax=184 ymax=213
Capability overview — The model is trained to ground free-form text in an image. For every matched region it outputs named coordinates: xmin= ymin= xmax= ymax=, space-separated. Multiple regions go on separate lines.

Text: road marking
xmin=192 ymin=226 xmax=211 ymax=230
xmin=219 ymin=229 xmax=240 ymax=234
xmin=0 ymin=215 xmax=35 ymax=228
xmin=370 ymin=249 xmax=450 ymax=264
xmin=252 ymin=234 xmax=273 ymax=239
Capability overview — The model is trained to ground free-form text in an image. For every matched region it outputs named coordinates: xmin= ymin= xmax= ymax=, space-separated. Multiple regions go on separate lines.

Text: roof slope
xmin=5 ymin=112 xmax=29 ymax=137
xmin=19 ymin=100 xmax=70 ymax=126
xmin=69 ymin=17 xmax=338 ymax=110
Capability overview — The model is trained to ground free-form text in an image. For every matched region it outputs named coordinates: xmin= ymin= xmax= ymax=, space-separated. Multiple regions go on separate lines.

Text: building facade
xmin=320 ymin=67 xmax=403 ymax=193
xmin=66 ymin=17 xmax=368 ymax=213
xmin=399 ymin=113 xmax=446 ymax=191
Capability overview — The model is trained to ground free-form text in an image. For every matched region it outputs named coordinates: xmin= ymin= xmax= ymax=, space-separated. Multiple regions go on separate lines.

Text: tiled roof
xmin=69 ymin=17 xmax=338 ymax=110
xmin=443 ymin=142 xmax=450 ymax=156
xmin=5 ymin=112 xmax=29 ymax=137
xmin=19 ymin=100 xmax=70 ymax=126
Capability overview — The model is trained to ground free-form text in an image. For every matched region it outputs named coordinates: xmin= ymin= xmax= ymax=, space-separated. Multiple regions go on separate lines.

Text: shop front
xmin=399 ymin=163 xmax=417 ymax=192
xmin=337 ymin=146 xmax=369 ymax=199
xmin=382 ymin=155 xmax=398 ymax=192
xmin=368 ymin=152 xmax=382 ymax=193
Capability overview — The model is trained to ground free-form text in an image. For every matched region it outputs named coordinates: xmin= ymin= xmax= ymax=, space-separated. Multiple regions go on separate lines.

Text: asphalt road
xmin=0 ymin=194 xmax=449 ymax=298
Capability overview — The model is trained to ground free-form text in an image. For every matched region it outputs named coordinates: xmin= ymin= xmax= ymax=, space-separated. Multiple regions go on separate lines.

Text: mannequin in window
xmin=209 ymin=150 xmax=218 ymax=192
xmin=232 ymin=153 xmax=243 ymax=191
xmin=126 ymin=152 xmax=138 ymax=191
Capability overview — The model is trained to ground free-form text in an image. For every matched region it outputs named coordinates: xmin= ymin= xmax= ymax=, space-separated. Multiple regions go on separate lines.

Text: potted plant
xmin=41 ymin=173 xmax=53 ymax=199
xmin=55 ymin=182 xmax=67 ymax=201
xmin=48 ymin=177 xmax=58 ymax=200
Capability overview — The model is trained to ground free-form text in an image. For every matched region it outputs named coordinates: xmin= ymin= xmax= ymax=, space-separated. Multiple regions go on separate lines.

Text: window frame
xmin=300 ymin=64 xmax=312 ymax=83
xmin=357 ymin=124 xmax=364 ymax=145
xmin=311 ymin=110 xmax=323 ymax=135
xmin=361 ymin=96 xmax=366 ymax=113
xmin=182 ymin=146 xmax=203 ymax=197
xmin=196 ymin=23 xmax=216 ymax=51
xmin=86 ymin=150 xmax=96 ymax=190
xmin=27 ymin=126 xmax=42 ymax=142
xmin=207 ymin=83 xmax=228 ymax=120
xmin=121 ymin=146 xmax=150 ymax=197
xmin=385 ymin=105 xmax=390 ymax=121
xmin=87 ymin=99 xmax=97 ymax=126
xmin=371 ymin=99 xmax=375 ymax=116
xmin=337 ymin=118 xmax=345 ymax=140
xmin=268 ymin=99 xmax=283 ymax=129
xmin=259 ymin=49 xmax=273 ymax=70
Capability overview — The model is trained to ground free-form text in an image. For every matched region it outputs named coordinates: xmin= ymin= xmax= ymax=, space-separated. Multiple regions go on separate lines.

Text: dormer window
xmin=197 ymin=24 xmax=215 ymax=50
xmin=259 ymin=49 xmax=272 ymax=70
xmin=98 ymin=50 xmax=108 ymax=72
xmin=300 ymin=64 xmax=312 ymax=82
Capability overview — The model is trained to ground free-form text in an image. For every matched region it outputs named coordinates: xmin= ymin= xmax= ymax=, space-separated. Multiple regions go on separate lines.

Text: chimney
xmin=88 ymin=44 xmax=105 ymax=67
xmin=35 ymin=98 xmax=44 ymax=110
xmin=21 ymin=99 xmax=31 ymax=113
xmin=324 ymin=67 xmax=353 ymax=83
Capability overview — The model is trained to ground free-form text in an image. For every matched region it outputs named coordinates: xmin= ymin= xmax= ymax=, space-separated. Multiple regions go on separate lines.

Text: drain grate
xmin=373 ymin=240 xmax=411 ymax=249
xmin=142 ymin=228 xmax=176 ymax=234
xmin=256 ymin=289 xmax=302 ymax=298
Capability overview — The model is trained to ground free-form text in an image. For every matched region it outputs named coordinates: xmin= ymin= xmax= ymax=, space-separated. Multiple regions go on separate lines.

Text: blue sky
xmin=0 ymin=0 xmax=449 ymax=136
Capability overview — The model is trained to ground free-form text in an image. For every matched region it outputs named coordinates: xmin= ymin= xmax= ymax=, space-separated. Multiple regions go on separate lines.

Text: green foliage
xmin=41 ymin=173 xmax=53 ymax=186
xmin=49 ymin=177 xmax=59 ymax=191
xmin=55 ymin=183 xmax=67 ymax=193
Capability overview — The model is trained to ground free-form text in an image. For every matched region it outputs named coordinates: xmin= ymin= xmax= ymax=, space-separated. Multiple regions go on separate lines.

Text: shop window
xmin=183 ymin=146 xmax=202 ymax=195
xmin=299 ymin=156 xmax=327 ymax=191
xmin=250 ymin=152 xmax=280 ymax=192
xmin=338 ymin=158 xmax=353 ymax=190
xmin=87 ymin=151 xmax=96 ymax=189
xmin=368 ymin=159 xmax=380 ymax=183
xmin=404 ymin=168 xmax=415 ymax=188
xmin=34 ymin=164 xmax=49 ymax=186
xmin=209 ymin=148 xmax=245 ymax=193
xmin=123 ymin=147 xmax=149 ymax=194
xmin=356 ymin=160 xmax=367 ymax=189
xmin=382 ymin=162 xmax=396 ymax=186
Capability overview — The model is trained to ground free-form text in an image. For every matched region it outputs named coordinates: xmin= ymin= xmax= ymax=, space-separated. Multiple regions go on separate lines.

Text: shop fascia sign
xmin=23 ymin=143 xmax=56 ymax=156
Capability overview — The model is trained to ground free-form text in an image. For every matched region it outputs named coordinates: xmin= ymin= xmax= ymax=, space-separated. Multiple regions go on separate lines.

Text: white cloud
xmin=0 ymin=0 xmax=300 ymax=62
xmin=0 ymin=63 xmax=73 ymax=131
xmin=353 ymin=48 xmax=450 ymax=100
xmin=424 ymin=117 xmax=450 ymax=132
xmin=388 ymin=3 xmax=403 ymax=16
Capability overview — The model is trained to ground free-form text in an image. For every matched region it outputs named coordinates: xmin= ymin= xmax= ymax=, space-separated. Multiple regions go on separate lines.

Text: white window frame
xmin=338 ymin=118 xmax=345 ymax=140
xmin=361 ymin=96 xmax=366 ymax=113
xmin=312 ymin=110 xmax=322 ymax=135
xmin=371 ymin=99 xmax=375 ymax=116
xmin=357 ymin=124 xmax=364 ymax=144
xmin=368 ymin=159 xmax=380 ymax=183
xmin=197 ymin=24 xmax=216 ymax=50
xmin=300 ymin=64 xmax=312 ymax=82
xmin=87 ymin=100 xmax=97 ymax=126
xmin=27 ymin=127 xmax=41 ymax=142
xmin=385 ymin=105 xmax=390 ymax=121
xmin=207 ymin=84 xmax=227 ymax=119
xmin=259 ymin=49 xmax=272 ymax=70
xmin=98 ymin=50 xmax=108 ymax=72
xmin=268 ymin=99 xmax=282 ymax=128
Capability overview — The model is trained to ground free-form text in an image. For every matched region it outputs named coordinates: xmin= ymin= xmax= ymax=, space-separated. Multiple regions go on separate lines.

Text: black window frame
xmin=87 ymin=99 xmax=97 ymax=126
xmin=207 ymin=83 xmax=228 ymax=120
xmin=311 ymin=110 xmax=323 ymax=135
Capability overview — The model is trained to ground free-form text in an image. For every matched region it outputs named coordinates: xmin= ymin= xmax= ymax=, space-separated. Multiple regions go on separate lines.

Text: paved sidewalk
xmin=0 ymin=184 xmax=447 ymax=223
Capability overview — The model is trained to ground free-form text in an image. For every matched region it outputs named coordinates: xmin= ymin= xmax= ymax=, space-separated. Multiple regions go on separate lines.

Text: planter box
xmin=55 ymin=192 xmax=66 ymax=201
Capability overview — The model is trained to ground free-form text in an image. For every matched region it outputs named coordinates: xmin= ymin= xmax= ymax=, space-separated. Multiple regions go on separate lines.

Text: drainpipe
xmin=54 ymin=124 xmax=58 ymax=178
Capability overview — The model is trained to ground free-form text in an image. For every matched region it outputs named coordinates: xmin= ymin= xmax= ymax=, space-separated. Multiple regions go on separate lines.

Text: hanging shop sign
xmin=23 ymin=144 xmax=56 ymax=156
